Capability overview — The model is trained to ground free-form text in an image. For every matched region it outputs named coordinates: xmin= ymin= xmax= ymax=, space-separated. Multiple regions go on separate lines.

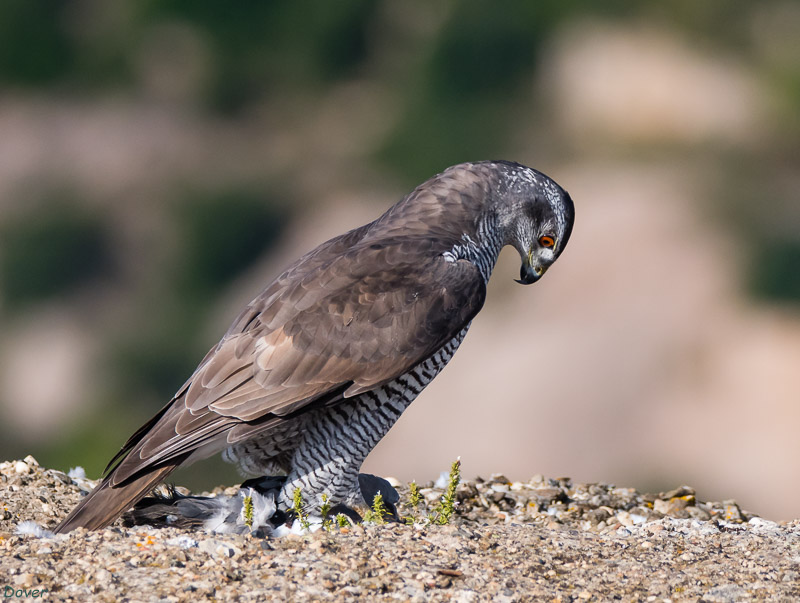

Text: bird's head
xmin=492 ymin=161 xmax=575 ymax=285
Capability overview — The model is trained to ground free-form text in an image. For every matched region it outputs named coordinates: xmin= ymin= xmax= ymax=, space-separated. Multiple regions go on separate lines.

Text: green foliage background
xmin=0 ymin=0 xmax=797 ymax=490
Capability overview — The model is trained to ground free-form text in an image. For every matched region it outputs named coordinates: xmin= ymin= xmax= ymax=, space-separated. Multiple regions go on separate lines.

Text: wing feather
xmin=109 ymin=237 xmax=485 ymax=486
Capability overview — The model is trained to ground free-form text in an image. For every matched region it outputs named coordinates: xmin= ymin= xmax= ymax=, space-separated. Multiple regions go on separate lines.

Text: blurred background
xmin=0 ymin=1 xmax=798 ymax=520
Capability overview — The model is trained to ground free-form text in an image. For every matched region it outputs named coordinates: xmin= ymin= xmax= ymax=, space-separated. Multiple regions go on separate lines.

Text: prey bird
xmin=55 ymin=160 xmax=574 ymax=532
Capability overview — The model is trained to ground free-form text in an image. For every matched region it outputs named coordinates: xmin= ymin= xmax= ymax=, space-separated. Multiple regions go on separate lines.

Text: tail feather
xmin=54 ymin=464 xmax=179 ymax=533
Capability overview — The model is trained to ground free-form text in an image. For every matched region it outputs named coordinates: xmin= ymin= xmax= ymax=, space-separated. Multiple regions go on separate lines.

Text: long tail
xmin=54 ymin=464 xmax=179 ymax=533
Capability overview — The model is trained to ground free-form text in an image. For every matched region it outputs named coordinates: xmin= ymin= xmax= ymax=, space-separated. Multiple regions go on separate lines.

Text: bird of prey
xmin=54 ymin=160 xmax=574 ymax=533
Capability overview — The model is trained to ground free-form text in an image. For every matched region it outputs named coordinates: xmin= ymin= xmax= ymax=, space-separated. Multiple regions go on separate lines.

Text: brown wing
xmin=109 ymin=236 xmax=485 ymax=486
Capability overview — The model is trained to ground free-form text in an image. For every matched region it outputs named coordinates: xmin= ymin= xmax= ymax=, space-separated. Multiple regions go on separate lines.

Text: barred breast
xmin=271 ymin=327 xmax=470 ymax=512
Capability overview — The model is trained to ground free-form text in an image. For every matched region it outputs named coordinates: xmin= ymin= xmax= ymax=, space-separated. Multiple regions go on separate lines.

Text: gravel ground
xmin=1 ymin=456 xmax=799 ymax=601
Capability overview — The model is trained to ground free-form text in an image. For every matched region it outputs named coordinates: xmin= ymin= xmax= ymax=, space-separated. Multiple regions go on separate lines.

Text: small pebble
xmin=1 ymin=457 xmax=797 ymax=600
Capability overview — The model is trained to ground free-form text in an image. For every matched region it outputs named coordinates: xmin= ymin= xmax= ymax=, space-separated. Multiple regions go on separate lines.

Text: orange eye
xmin=539 ymin=235 xmax=555 ymax=248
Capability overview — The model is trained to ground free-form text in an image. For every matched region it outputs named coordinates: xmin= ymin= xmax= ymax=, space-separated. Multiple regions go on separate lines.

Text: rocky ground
xmin=1 ymin=456 xmax=798 ymax=601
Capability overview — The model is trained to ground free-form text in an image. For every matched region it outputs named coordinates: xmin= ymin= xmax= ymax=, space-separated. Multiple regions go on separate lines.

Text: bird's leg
xmin=277 ymin=430 xmax=366 ymax=520
xmin=278 ymin=388 xmax=417 ymax=519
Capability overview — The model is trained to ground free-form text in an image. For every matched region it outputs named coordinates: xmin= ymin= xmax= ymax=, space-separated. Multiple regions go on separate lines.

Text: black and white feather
xmin=123 ymin=473 xmax=399 ymax=535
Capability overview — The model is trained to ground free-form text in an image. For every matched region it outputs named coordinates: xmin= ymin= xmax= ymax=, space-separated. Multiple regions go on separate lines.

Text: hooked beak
xmin=515 ymin=250 xmax=547 ymax=285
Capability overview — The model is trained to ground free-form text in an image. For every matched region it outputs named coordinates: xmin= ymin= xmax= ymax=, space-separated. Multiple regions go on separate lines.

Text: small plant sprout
xmin=320 ymin=493 xmax=332 ymax=530
xmin=406 ymin=480 xmax=422 ymax=524
xmin=371 ymin=492 xmax=389 ymax=525
xmin=335 ymin=513 xmax=350 ymax=528
xmin=242 ymin=493 xmax=254 ymax=529
xmin=434 ymin=457 xmax=461 ymax=525
xmin=320 ymin=493 xmax=331 ymax=518
xmin=291 ymin=487 xmax=311 ymax=530
xmin=409 ymin=481 xmax=421 ymax=509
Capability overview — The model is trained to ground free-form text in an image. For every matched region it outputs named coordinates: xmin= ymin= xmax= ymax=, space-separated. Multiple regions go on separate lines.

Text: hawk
xmin=55 ymin=160 xmax=574 ymax=533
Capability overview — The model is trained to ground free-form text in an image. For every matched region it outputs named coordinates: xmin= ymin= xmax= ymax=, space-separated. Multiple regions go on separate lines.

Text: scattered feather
xmin=67 ymin=466 xmax=86 ymax=480
xmin=16 ymin=521 xmax=55 ymax=539
xmin=166 ymin=535 xmax=198 ymax=549
xmin=434 ymin=471 xmax=451 ymax=489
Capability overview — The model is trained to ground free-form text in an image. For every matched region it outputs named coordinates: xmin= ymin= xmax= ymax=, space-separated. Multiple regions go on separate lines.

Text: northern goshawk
xmin=55 ymin=160 xmax=575 ymax=532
